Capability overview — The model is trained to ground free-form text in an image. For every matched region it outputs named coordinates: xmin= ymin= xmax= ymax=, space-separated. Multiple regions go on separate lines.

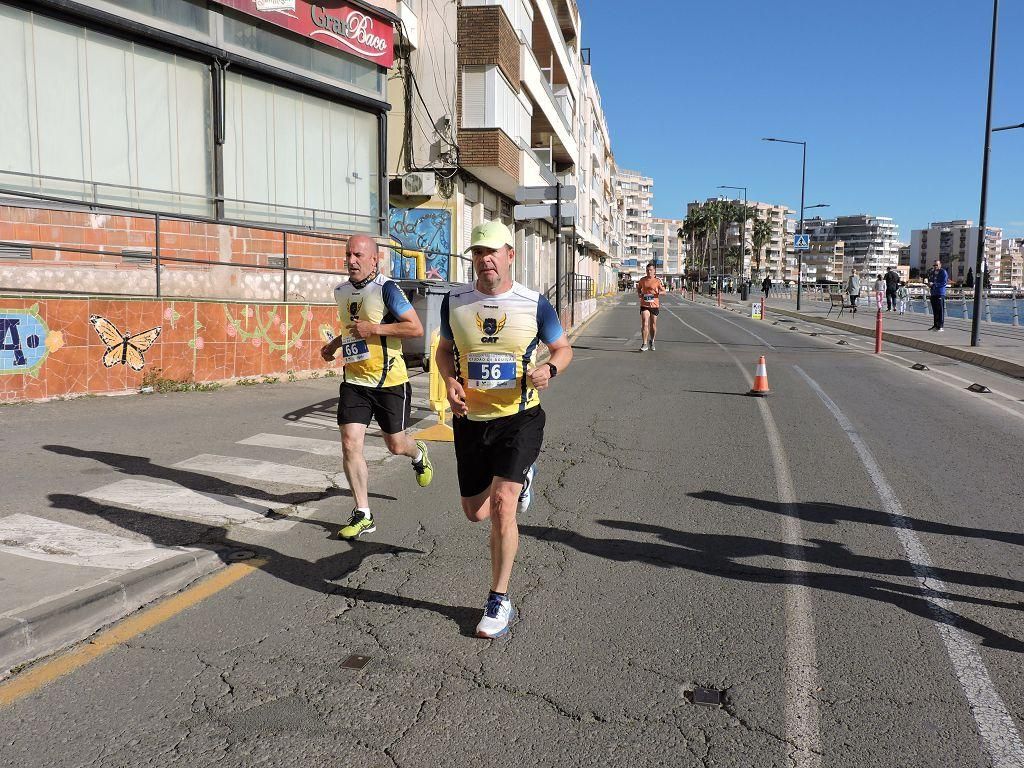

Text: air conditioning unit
xmin=402 ymin=172 xmax=436 ymax=196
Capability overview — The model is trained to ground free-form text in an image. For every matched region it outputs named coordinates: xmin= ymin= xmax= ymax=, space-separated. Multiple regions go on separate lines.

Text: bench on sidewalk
xmin=826 ymin=292 xmax=855 ymax=318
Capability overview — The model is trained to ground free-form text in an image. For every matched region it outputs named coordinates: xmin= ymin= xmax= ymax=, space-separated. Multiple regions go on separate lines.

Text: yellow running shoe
xmin=412 ymin=440 xmax=433 ymax=487
xmin=339 ymin=509 xmax=375 ymax=540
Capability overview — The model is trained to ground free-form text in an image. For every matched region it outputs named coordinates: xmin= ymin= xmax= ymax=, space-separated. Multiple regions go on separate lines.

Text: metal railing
xmin=0 ymin=190 xmax=471 ymax=303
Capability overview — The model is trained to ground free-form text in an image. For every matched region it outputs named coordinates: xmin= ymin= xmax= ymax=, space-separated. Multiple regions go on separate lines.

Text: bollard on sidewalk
xmin=875 ymin=309 xmax=883 ymax=354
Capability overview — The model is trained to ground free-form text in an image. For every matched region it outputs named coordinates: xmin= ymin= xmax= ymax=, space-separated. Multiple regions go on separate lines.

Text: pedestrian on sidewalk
xmin=927 ymin=259 xmax=949 ymax=331
xmin=874 ymin=274 xmax=886 ymax=311
xmin=435 ymin=220 xmax=573 ymax=639
xmin=846 ymin=272 xmax=862 ymax=314
xmin=896 ymin=282 xmax=910 ymax=315
xmin=884 ymin=266 xmax=900 ymax=311
xmin=321 ymin=235 xmax=434 ymax=540
xmin=762 ymin=275 xmax=772 ymax=297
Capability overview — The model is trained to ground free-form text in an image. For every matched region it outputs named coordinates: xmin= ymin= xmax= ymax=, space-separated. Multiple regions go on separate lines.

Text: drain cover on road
xmin=837 ymin=340 xmax=848 ymax=345
xmin=226 ymin=550 xmax=256 ymax=562
xmin=692 ymin=687 xmax=723 ymax=707
xmin=967 ymin=383 xmax=992 ymax=394
xmin=340 ymin=654 xmax=372 ymax=670
xmin=911 ymin=363 xmax=929 ymax=371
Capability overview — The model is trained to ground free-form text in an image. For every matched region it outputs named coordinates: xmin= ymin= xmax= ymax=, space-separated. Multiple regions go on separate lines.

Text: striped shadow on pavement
xmin=237 ymin=433 xmax=390 ymax=463
xmin=83 ymin=478 xmax=319 ymax=532
xmin=172 ymin=454 xmax=346 ymax=490
xmin=0 ymin=513 xmax=186 ymax=570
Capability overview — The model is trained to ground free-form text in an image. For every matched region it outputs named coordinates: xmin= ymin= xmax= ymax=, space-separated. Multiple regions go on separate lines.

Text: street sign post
xmin=515 ymin=185 xmax=577 ymax=203
xmin=513 ymin=202 xmax=577 ymax=221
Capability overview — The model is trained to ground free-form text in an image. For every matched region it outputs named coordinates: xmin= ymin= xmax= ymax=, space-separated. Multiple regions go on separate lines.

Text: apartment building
xmin=686 ymin=199 xmax=794 ymax=281
xmin=618 ymin=168 xmax=653 ymax=278
xmin=1002 ymin=238 xmax=1024 ymax=288
xmin=804 ymin=215 xmax=900 ymax=280
xmin=650 ymin=218 xmax=685 ymax=277
xmin=909 ymin=220 xmax=1004 ymax=285
xmin=386 ymin=0 xmax=631 ymax=302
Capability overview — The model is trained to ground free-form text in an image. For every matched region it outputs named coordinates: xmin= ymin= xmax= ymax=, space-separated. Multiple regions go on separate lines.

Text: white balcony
xmin=521 ymin=45 xmax=579 ymax=160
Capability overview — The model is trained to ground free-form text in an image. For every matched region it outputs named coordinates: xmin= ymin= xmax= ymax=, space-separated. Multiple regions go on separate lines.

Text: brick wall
xmin=457 ymin=129 xmax=521 ymax=183
xmin=457 ymin=5 xmax=521 ymax=86
xmin=0 ymin=204 xmax=365 ymax=301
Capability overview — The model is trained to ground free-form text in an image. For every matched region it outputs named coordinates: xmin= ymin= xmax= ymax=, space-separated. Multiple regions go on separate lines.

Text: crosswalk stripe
xmin=172 ymin=454 xmax=346 ymax=489
xmin=237 ymin=433 xmax=391 ymax=462
xmin=0 ymin=513 xmax=183 ymax=570
xmin=82 ymin=478 xmax=317 ymax=532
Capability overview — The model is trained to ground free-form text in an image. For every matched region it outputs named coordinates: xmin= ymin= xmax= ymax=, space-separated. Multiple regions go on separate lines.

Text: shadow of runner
xmin=518 ymin=522 xmax=1024 ymax=653
xmin=690 ymin=490 xmax=1024 ymax=550
xmin=46 ymin=493 xmax=480 ymax=636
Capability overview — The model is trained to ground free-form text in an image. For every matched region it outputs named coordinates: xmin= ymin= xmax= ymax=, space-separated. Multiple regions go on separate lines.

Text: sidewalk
xmin=714 ymin=291 xmax=1024 ymax=379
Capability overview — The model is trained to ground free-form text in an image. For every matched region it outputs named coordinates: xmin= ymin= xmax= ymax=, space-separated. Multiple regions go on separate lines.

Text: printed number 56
xmin=481 ymin=364 xmax=503 ymax=380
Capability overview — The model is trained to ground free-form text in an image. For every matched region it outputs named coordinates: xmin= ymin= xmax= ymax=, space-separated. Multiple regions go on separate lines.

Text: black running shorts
xmin=337 ymin=381 xmax=411 ymax=435
xmin=453 ymin=406 xmax=546 ymax=498
xmin=640 ymin=307 xmax=660 ymax=316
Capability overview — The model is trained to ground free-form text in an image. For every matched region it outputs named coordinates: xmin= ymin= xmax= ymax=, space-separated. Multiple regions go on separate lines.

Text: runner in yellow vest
xmin=320 ymin=235 xmax=434 ymax=540
xmin=435 ymin=221 xmax=573 ymax=638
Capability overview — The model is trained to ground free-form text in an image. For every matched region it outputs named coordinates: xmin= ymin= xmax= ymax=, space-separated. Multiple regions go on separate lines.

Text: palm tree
xmin=752 ymin=217 xmax=772 ymax=277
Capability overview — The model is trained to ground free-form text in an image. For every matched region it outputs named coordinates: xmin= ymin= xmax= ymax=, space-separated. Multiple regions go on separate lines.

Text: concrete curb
xmin=694 ymin=296 xmax=1024 ymax=380
xmin=0 ymin=548 xmax=224 ymax=677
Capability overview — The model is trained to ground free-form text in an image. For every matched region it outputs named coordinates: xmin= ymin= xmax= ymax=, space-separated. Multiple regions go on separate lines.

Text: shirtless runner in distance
xmin=637 ymin=263 xmax=663 ymax=351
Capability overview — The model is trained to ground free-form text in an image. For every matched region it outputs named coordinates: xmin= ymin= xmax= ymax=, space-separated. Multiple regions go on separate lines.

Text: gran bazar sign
xmin=213 ymin=1 xmax=395 ymax=68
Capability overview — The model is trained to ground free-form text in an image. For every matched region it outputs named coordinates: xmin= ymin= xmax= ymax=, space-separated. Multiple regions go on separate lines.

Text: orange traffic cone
xmin=749 ymin=356 xmax=770 ymax=396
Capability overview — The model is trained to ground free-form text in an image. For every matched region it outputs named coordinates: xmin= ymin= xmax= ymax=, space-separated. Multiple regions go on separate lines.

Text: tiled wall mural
xmin=0 ymin=296 xmax=343 ymax=402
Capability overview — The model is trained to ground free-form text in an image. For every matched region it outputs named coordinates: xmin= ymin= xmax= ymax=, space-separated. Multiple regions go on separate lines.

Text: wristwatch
xmin=546 ymin=362 xmax=558 ymax=378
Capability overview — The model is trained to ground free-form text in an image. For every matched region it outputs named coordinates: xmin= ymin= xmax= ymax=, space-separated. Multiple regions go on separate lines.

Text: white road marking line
xmin=238 ymin=433 xmax=390 ymax=462
xmin=0 ymin=514 xmax=184 ymax=570
xmin=794 ymin=365 xmax=1024 ymax=768
xmin=667 ymin=308 xmax=821 ymax=766
xmin=83 ymin=478 xmax=318 ymax=532
xmin=695 ymin=304 xmax=778 ymax=350
xmin=173 ymin=455 xmax=346 ymax=490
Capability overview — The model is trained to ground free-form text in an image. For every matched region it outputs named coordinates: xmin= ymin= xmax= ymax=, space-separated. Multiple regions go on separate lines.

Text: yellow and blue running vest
xmin=333 ymin=273 xmax=413 ymax=388
xmin=440 ymin=282 xmax=563 ymax=421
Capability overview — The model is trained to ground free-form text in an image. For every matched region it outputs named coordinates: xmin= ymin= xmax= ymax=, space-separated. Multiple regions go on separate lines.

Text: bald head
xmin=346 ymin=235 xmax=380 ymax=282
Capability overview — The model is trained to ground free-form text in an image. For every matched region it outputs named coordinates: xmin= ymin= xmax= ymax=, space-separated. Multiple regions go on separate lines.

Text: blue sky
xmin=581 ymin=0 xmax=1024 ymax=239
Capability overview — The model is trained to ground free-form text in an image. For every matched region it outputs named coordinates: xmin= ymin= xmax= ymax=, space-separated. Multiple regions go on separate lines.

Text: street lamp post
xmin=763 ymin=137 xmax=807 ymax=309
xmin=718 ymin=185 xmax=748 ymax=284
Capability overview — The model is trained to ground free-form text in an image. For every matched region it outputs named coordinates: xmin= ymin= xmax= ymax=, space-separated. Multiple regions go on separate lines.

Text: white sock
xmin=356 ymin=506 xmax=371 ymax=517
xmin=412 ymin=448 xmax=423 ymax=464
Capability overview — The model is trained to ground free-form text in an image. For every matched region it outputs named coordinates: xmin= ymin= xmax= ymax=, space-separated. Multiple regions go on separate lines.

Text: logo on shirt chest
xmin=347 ymin=299 xmax=363 ymax=325
xmin=475 ymin=312 xmax=507 ymax=344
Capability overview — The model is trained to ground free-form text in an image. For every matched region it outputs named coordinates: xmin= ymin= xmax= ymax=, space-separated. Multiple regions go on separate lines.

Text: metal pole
xmin=154 ymin=213 xmax=161 ymax=298
xmin=555 ymin=181 xmax=562 ymax=321
xmin=797 ymin=143 xmax=806 ymax=311
xmin=972 ymin=0 xmax=999 ymax=347
xmin=282 ymin=231 xmax=288 ymax=303
xmin=741 ymin=188 xmax=747 ymax=284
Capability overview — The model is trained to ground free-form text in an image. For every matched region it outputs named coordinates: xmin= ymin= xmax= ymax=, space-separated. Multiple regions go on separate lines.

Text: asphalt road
xmin=2 ymin=293 xmax=1023 ymax=768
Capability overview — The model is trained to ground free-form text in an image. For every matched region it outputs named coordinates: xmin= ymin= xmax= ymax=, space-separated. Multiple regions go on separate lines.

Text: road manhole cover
xmin=340 ymin=654 xmax=372 ymax=670
xmin=691 ymin=687 xmax=723 ymax=707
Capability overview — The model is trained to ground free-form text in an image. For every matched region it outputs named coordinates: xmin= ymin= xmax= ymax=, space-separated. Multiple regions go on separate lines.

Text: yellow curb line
xmin=0 ymin=559 xmax=267 ymax=708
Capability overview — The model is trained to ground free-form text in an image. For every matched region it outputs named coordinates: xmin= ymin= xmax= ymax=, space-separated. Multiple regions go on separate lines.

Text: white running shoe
xmin=518 ymin=464 xmax=536 ymax=514
xmin=476 ymin=594 xmax=517 ymax=638
xmin=640 ymin=343 xmax=649 ymax=352
xmin=649 ymin=341 xmax=656 ymax=351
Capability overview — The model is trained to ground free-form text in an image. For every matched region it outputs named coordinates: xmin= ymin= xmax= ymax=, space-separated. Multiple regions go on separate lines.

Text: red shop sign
xmin=213 ymin=1 xmax=395 ymax=69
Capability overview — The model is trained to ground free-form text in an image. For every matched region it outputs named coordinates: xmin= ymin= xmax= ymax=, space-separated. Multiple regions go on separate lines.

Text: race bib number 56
xmin=466 ymin=352 xmax=517 ymax=389
xmin=341 ymin=336 xmax=370 ymax=364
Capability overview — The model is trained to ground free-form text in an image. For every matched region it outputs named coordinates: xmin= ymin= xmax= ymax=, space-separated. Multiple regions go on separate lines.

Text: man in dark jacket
xmin=927 ymin=259 xmax=948 ymax=331
xmin=884 ymin=266 xmax=900 ymax=311
xmin=762 ymin=275 xmax=772 ymax=296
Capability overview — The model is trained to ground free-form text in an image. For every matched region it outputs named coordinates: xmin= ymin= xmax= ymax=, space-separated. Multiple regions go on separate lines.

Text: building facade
xmin=909 ymin=221 xmax=1004 ymax=285
xmin=1 ymin=0 xmax=399 ymax=300
xmin=803 ymin=214 xmax=900 ymax=280
xmin=649 ymin=218 xmax=685 ymax=277
xmin=1001 ymin=238 xmax=1024 ymax=288
xmin=616 ymin=168 xmax=653 ymax=278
